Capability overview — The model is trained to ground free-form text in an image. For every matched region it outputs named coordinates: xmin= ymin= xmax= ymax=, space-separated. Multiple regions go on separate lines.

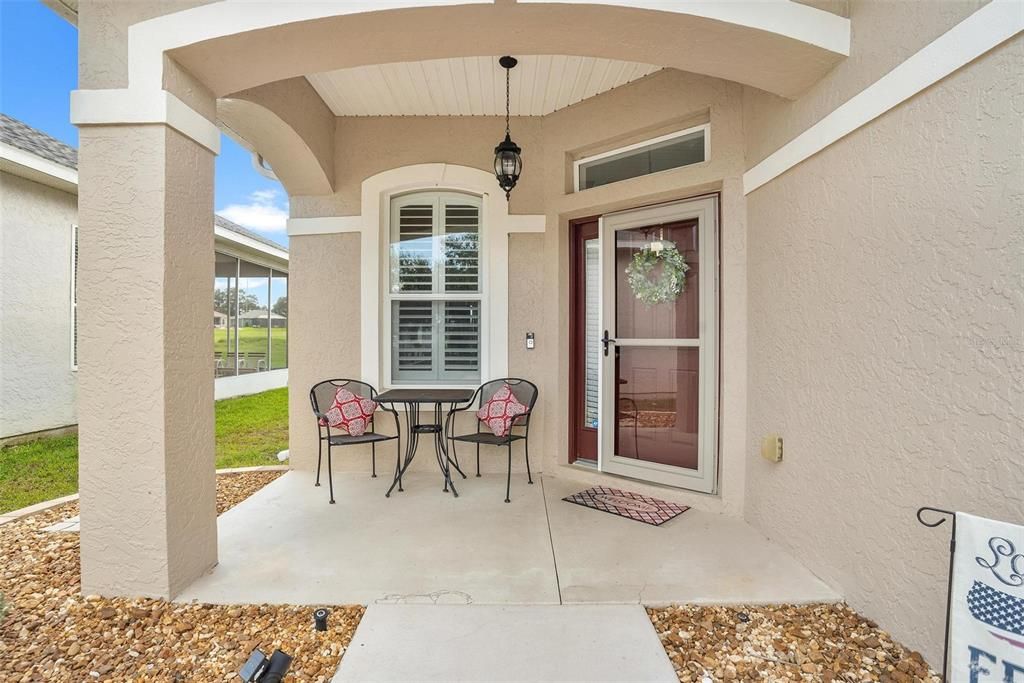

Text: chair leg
xmin=315 ymin=437 xmax=322 ymax=487
xmin=327 ymin=447 xmax=336 ymax=505
xmin=450 ymin=440 xmax=467 ymax=479
xmin=476 ymin=444 xmax=481 ymax=477
xmin=371 ymin=443 xmax=377 ymax=478
xmin=505 ymin=442 xmax=512 ymax=503
xmin=397 ymin=432 xmax=404 ymax=493
xmin=525 ymin=438 xmax=533 ymax=485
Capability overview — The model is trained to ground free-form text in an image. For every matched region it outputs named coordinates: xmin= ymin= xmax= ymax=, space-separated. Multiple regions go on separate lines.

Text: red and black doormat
xmin=562 ymin=486 xmax=690 ymax=526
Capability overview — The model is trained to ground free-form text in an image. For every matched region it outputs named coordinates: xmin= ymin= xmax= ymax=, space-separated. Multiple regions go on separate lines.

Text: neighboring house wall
xmin=0 ymin=170 xmax=78 ymax=438
xmin=743 ymin=34 xmax=1024 ymax=666
xmin=0 ymin=160 xmax=288 ymax=437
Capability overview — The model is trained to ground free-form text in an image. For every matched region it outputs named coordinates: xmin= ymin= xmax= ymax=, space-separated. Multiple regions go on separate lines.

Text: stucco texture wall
xmin=743 ymin=37 xmax=1024 ymax=664
xmin=0 ymin=171 xmax=78 ymax=437
xmin=743 ymin=0 xmax=988 ymax=166
xmin=77 ymin=125 xmax=218 ymax=598
xmin=286 ymin=69 xmax=749 ymax=510
xmin=287 ymin=232 xmax=362 ymax=471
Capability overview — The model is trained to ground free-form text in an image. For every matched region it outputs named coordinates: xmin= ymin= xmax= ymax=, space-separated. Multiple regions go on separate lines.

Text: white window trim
xmin=70 ymin=224 xmax=78 ymax=371
xmin=310 ymin=164 xmax=545 ymax=392
xmin=573 ymin=123 xmax=711 ymax=193
xmin=383 ymin=190 xmax=486 ymax=388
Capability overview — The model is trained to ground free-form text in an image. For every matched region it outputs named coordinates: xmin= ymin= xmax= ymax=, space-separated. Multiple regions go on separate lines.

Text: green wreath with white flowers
xmin=625 ymin=242 xmax=689 ymax=305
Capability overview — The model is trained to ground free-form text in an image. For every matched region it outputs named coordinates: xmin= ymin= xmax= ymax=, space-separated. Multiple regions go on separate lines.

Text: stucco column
xmin=76 ymin=123 xmax=218 ymax=598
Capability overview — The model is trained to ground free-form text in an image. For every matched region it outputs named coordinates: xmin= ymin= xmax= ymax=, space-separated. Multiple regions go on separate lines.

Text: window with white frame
xmin=574 ymin=124 xmax=709 ymax=192
xmin=70 ymin=224 xmax=78 ymax=370
xmin=387 ymin=191 xmax=482 ymax=385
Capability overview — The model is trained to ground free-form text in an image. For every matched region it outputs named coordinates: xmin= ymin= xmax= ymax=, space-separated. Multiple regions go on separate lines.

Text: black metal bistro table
xmin=375 ymin=389 xmax=474 ymax=498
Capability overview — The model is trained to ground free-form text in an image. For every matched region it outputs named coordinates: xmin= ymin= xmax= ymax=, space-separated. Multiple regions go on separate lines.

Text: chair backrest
xmin=309 ymin=379 xmax=378 ymax=415
xmin=478 ymin=378 xmax=539 ymax=412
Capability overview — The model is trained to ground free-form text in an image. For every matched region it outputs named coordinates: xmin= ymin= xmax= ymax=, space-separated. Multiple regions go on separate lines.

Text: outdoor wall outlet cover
xmin=761 ymin=434 xmax=783 ymax=463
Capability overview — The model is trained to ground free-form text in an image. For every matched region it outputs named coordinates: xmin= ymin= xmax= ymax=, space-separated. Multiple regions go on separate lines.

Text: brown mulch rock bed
xmin=217 ymin=470 xmax=285 ymax=514
xmin=648 ymin=604 xmax=939 ymax=682
xmin=0 ymin=471 xmax=364 ymax=682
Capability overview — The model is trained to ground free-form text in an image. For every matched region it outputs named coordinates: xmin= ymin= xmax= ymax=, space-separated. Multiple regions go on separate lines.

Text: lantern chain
xmin=505 ymin=64 xmax=511 ymax=136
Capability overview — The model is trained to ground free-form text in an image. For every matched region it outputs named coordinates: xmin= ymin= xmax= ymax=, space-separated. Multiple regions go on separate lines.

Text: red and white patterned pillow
xmin=476 ymin=383 xmax=529 ymax=437
xmin=319 ymin=387 xmax=378 ymax=437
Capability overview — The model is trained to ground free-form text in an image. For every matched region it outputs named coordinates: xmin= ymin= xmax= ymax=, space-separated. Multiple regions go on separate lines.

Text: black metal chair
xmin=309 ymin=379 xmax=400 ymax=504
xmin=445 ymin=378 xmax=539 ymax=503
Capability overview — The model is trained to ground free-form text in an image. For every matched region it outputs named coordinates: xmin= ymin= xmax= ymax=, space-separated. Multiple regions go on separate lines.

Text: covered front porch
xmin=177 ymin=468 xmax=837 ymax=607
xmin=72 ymin=0 xmax=855 ymax=603
xmin=65 ymin=0 xmax=1024 ymax=669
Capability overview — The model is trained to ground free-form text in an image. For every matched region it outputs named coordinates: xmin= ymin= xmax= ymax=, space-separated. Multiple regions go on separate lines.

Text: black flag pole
xmin=917 ymin=506 xmax=957 ymax=681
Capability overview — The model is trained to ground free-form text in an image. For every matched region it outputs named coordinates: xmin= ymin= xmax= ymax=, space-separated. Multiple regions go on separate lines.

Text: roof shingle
xmin=0 ymin=113 xmax=78 ymax=170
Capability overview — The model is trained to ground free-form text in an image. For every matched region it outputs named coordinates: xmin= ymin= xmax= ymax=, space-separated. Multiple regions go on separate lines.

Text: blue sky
xmin=0 ymin=0 xmax=289 ymax=246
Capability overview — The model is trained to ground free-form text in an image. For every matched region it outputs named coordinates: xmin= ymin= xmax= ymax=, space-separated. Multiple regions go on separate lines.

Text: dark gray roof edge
xmin=0 ymin=113 xmax=78 ymax=170
xmin=215 ymin=215 xmax=289 ymax=254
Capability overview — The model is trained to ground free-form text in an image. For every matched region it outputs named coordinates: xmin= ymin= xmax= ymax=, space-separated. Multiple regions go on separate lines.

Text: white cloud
xmin=218 ymin=189 xmax=289 ymax=233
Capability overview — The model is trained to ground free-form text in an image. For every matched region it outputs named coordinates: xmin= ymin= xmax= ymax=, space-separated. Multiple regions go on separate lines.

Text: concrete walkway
xmin=332 ymin=604 xmax=677 ymax=682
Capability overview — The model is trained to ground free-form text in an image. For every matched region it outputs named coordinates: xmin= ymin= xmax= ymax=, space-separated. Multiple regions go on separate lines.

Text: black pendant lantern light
xmin=493 ymin=56 xmax=522 ymax=201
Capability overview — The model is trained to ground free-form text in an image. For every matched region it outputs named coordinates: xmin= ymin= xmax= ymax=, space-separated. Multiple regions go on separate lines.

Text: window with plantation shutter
xmin=388 ymin=191 xmax=483 ymax=385
xmin=71 ymin=224 xmax=78 ymax=370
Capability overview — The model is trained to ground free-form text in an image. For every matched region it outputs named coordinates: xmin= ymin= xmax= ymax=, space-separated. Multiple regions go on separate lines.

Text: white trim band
xmin=125 ymin=0 xmax=848 ymax=92
xmin=0 ymin=142 xmax=79 ymax=193
xmin=214 ymin=224 xmax=289 ymax=263
xmin=287 ymin=216 xmax=364 ymax=236
xmin=215 ymin=368 xmax=289 ymax=400
xmin=744 ymin=0 xmax=1024 ymax=195
xmin=71 ymin=89 xmax=221 ymax=154
xmin=523 ymin=0 xmax=850 ymax=55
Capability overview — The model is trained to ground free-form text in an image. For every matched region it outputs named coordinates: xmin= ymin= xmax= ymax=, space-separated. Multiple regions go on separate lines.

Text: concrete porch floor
xmin=176 ymin=469 xmax=839 ymax=607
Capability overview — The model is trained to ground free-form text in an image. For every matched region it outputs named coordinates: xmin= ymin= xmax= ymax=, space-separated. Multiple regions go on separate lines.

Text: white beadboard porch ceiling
xmin=306 ymin=55 xmax=661 ymax=117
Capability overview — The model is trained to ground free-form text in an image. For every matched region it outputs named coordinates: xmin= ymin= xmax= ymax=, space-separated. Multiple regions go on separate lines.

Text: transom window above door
xmin=387 ymin=191 xmax=483 ymax=386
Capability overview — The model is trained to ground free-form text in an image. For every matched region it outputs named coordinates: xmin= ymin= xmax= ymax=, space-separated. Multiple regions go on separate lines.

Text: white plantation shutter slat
xmin=393 ymin=300 xmax=434 ymax=377
xmin=443 ymin=300 xmax=480 ymax=375
xmin=443 ymin=203 xmax=480 ymax=293
xmin=395 ymin=203 xmax=435 ymax=292
xmin=389 ymin=192 xmax=483 ymax=384
xmin=584 ymin=238 xmax=599 ymax=425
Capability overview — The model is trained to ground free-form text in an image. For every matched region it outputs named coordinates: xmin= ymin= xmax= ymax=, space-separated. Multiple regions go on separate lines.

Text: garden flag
xmin=950 ymin=512 xmax=1024 ymax=682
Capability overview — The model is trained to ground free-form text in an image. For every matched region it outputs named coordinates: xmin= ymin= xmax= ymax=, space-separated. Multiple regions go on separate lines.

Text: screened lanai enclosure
xmin=214 ymin=251 xmax=288 ymax=377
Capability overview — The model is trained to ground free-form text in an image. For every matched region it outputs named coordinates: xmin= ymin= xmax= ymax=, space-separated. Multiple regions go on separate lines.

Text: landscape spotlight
xmin=238 ymin=648 xmax=293 ymax=683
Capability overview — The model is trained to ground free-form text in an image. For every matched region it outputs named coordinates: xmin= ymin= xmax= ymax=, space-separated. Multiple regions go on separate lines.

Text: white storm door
xmin=598 ymin=196 xmax=718 ymax=493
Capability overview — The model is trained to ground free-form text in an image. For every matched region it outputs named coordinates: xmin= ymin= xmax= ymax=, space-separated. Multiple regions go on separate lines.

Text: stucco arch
xmin=216 ymin=78 xmax=334 ymax=196
xmin=135 ymin=1 xmax=848 ymax=100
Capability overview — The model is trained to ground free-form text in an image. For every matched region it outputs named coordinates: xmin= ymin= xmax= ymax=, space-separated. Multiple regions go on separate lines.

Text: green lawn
xmin=215 ymin=327 xmax=288 ymax=369
xmin=214 ymin=387 xmax=290 ymax=469
xmin=0 ymin=387 xmax=289 ymax=514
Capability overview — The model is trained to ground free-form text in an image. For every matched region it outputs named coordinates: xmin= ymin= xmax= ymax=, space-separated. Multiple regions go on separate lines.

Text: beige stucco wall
xmin=287 ymin=68 xmax=749 ymax=512
xmin=744 ymin=0 xmax=987 ymax=166
xmin=287 ymin=231 xmax=362 ymax=472
xmin=743 ymin=36 xmax=1024 ymax=665
xmin=0 ymin=171 xmax=79 ymax=438
xmin=77 ymin=124 xmax=218 ymax=598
